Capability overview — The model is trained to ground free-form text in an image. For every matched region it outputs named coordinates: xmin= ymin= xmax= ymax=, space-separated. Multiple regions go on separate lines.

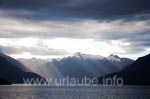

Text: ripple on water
xmin=0 ymin=86 xmax=150 ymax=99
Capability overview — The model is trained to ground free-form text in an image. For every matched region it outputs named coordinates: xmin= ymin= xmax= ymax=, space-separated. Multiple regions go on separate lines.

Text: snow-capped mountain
xmin=18 ymin=53 xmax=134 ymax=79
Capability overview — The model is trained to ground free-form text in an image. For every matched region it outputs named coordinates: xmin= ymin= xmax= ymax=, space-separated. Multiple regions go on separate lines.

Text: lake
xmin=0 ymin=85 xmax=150 ymax=99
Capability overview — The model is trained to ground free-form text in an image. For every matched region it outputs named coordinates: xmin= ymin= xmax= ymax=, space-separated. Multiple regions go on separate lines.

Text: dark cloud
xmin=0 ymin=0 xmax=67 ymax=8
xmin=60 ymin=0 xmax=150 ymax=19
xmin=0 ymin=0 xmax=149 ymax=19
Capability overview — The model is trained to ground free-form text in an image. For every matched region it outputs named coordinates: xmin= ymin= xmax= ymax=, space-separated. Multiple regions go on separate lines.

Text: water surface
xmin=0 ymin=85 xmax=149 ymax=99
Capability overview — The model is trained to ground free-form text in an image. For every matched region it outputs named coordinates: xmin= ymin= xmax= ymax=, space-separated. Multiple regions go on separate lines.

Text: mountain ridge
xmin=19 ymin=53 xmax=134 ymax=79
xmin=98 ymin=54 xmax=150 ymax=85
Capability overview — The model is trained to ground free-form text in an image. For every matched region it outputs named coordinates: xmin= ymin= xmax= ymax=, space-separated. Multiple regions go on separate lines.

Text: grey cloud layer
xmin=0 ymin=45 xmax=69 ymax=55
xmin=0 ymin=15 xmax=149 ymax=54
xmin=0 ymin=0 xmax=149 ymax=19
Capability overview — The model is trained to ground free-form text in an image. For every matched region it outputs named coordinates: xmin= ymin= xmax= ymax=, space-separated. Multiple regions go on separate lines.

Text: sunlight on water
xmin=0 ymin=86 xmax=150 ymax=99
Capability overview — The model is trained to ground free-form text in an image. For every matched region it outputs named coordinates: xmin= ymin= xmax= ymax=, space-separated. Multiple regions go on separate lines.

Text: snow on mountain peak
xmin=73 ymin=52 xmax=104 ymax=60
xmin=109 ymin=54 xmax=120 ymax=58
xmin=107 ymin=54 xmax=121 ymax=62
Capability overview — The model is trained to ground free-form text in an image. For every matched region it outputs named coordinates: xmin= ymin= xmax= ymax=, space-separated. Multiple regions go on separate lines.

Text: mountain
xmin=19 ymin=53 xmax=134 ymax=79
xmin=0 ymin=52 xmax=30 ymax=72
xmin=0 ymin=52 xmax=45 ymax=84
xmin=0 ymin=78 xmax=11 ymax=85
xmin=98 ymin=54 xmax=150 ymax=85
xmin=47 ymin=53 xmax=134 ymax=79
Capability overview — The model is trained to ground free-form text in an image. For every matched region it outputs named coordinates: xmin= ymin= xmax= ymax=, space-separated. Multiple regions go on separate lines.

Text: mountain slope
xmin=0 ymin=78 xmax=11 ymax=85
xmin=98 ymin=54 xmax=150 ymax=85
xmin=0 ymin=52 xmax=29 ymax=71
xmin=0 ymin=52 xmax=45 ymax=84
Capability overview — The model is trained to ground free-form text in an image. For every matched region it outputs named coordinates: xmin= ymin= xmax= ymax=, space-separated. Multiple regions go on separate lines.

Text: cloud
xmin=0 ymin=45 xmax=69 ymax=56
xmin=0 ymin=0 xmax=149 ymax=20
xmin=61 ymin=0 xmax=150 ymax=19
xmin=0 ymin=0 xmax=149 ymax=57
xmin=0 ymin=0 xmax=67 ymax=8
xmin=0 ymin=13 xmax=149 ymax=55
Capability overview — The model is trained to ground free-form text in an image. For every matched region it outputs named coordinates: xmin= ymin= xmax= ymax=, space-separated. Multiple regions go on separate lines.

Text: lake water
xmin=0 ymin=85 xmax=150 ymax=99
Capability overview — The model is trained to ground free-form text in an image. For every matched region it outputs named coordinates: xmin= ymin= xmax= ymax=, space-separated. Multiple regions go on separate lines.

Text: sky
xmin=0 ymin=0 xmax=150 ymax=59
